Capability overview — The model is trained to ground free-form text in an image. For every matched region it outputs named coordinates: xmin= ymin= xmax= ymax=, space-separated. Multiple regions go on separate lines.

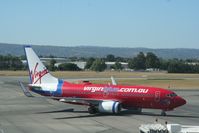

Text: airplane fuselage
xmin=29 ymin=80 xmax=186 ymax=111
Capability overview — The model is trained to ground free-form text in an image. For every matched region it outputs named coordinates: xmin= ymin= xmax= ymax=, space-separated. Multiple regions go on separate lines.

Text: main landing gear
xmin=136 ymin=108 xmax=142 ymax=114
xmin=88 ymin=106 xmax=97 ymax=114
xmin=161 ymin=110 xmax=167 ymax=116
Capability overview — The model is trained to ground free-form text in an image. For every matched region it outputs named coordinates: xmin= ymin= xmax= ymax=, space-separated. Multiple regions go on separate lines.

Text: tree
xmin=90 ymin=59 xmax=106 ymax=72
xmin=159 ymin=58 xmax=169 ymax=70
xmin=85 ymin=57 xmax=95 ymax=69
xmin=20 ymin=55 xmax=26 ymax=60
xmin=115 ymin=57 xmax=126 ymax=62
xmin=167 ymin=61 xmax=180 ymax=73
xmin=48 ymin=59 xmax=56 ymax=71
xmin=58 ymin=63 xmax=81 ymax=71
xmin=128 ymin=52 xmax=146 ymax=70
xmin=106 ymin=54 xmax=115 ymax=62
xmin=0 ymin=54 xmax=23 ymax=70
xmin=11 ymin=56 xmax=23 ymax=70
xmin=145 ymin=52 xmax=160 ymax=68
xmin=111 ymin=62 xmax=123 ymax=70
xmin=166 ymin=59 xmax=199 ymax=73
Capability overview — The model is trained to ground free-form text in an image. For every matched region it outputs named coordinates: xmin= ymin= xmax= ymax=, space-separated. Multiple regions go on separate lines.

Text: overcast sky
xmin=0 ymin=0 xmax=198 ymax=48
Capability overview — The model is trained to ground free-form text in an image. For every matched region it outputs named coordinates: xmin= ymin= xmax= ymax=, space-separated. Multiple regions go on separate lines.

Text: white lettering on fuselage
xmin=83 ymin=86 xmax=104 ymax=92
xmin=83 ymin=86 xmax=148 ymax=93
xmin=119 ymin=88 xmax=148 ymax=93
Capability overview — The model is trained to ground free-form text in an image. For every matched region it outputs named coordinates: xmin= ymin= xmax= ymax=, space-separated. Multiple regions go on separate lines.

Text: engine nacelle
xmin=98 ymin=101 xmax=121 ymax=114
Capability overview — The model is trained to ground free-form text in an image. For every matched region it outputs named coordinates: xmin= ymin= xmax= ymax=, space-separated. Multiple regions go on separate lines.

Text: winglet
xmin=18 ymin=81 xmax=34 ymax=97
xmin=111 ymin=76 xmax=117 ymax=85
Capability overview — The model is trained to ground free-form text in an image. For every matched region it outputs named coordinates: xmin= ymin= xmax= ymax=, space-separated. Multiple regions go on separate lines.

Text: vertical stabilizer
xmin=24 ymin=46 xmax=58 ymax=84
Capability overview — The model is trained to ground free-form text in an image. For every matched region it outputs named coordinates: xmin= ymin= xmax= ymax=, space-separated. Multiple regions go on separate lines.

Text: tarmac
xmin=0 ymin=76 xmax=199 ymax=133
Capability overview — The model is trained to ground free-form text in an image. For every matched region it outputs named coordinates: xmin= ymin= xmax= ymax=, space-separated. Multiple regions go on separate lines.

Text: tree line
xmin=1 ymin=53 xmax=199 ymax=73
xmin=127 ymin=52 xmax=199 ymax=73
xmin=0 ymin=55 xmax=23 ymax=70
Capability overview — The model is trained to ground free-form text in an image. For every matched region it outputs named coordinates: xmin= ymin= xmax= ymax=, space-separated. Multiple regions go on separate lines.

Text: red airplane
xmin=19 ymin=46 xmax=186 ymax=116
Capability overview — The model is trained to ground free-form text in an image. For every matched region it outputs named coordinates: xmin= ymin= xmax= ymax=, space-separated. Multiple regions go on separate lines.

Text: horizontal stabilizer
xmin=19 ymin=81 xmax=34 ymax=97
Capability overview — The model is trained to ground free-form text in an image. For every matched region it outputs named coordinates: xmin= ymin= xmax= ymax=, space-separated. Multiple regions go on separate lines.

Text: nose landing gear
xmin=161 ymin=110 xmax=167 ymax=116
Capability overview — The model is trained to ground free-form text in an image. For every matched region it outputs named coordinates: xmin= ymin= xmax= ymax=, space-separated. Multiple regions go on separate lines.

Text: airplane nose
xmin=175 ymin=96 xmax=186 ymax=107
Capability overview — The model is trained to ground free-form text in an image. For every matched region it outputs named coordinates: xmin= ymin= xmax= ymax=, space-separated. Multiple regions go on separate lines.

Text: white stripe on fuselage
xmin=30 ymin=83 xmax=58 ymax=91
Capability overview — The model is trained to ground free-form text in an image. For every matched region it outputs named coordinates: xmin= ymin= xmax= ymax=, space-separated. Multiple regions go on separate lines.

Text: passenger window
xmin=167 ymin=93 xmax=177 ymax=97
xmin=171 ymin=93 xmax=177 ymax=97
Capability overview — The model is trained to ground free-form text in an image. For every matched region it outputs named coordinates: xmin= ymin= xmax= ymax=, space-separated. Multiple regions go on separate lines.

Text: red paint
xmin=60 ymin=81 xmax=186 ymax=111
xmin=30 ymin=62 xmax=49 ymax=84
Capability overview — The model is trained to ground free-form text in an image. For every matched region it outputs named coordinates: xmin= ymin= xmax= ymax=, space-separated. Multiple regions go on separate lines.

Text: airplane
xmin=19 ymin=46 xmax=186 ymax=116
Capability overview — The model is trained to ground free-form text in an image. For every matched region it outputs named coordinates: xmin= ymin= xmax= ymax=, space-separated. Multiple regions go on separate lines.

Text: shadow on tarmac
xmin=36 ymin=108 xmax=75 ymax=114
xmin=36 ymin=108 xmax=135 ymax=119
xmin=35 ymin=108 xmax=199 ymax=120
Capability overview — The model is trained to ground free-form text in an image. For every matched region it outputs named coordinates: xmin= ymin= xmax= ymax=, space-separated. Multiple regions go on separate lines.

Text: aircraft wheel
xmin=136 ymin=108 xmax=142 ymax=114
xmin=161 ymin=110 xmax=166 ymax=116
xmin=88 ymin=107 xmax=97 ymax=114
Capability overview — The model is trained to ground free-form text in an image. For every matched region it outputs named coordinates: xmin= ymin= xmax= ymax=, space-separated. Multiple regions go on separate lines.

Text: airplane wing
xmin=111 ymin=76 xmax=117 ymax=85
xmin=19 ymin=81 xmax=34 ymax=97
xmin=57 ymin=97 xmax=119 ymax=106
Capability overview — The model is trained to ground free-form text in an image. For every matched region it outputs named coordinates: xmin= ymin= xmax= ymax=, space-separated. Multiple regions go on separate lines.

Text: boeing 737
xmin=19 ymin=46 xmax=186 ymax=116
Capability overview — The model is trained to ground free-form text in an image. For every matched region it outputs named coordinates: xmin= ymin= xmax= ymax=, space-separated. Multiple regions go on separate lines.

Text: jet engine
xmin=98 ymin=101 xmax=121 ymax=114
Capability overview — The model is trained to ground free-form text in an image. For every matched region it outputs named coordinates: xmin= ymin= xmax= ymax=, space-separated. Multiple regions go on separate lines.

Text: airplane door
xmin=155 ymin=91 xmax=160 ymax=102
xmin=103 ymin=87 xmax=109 ymax=98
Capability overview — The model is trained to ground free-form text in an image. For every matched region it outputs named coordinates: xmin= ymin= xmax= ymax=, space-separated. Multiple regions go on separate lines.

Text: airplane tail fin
xmin=24 ymin=46 xmax=58 ymax=84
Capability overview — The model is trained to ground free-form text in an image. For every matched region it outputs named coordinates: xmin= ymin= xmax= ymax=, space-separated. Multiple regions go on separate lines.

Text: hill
xmin=0 ymin=43 xmax=199 ymax=59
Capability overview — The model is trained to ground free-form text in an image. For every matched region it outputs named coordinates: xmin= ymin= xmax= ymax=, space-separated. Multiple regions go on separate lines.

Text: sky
xmin=0 ymin=0 xmax=198 ymax=48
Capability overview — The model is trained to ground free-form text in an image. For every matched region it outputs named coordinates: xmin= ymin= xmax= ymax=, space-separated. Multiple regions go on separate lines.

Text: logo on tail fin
xmin=30 ymin=62 xmax=48 ymax=84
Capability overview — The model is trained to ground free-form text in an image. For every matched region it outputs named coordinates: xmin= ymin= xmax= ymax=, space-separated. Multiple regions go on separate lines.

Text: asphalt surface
xmin=0 ymin=76 xmax=199 ymax=133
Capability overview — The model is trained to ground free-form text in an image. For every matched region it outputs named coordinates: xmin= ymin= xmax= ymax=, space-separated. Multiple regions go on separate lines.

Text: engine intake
xmin=98 ymin=101 xmax=121 ymax=114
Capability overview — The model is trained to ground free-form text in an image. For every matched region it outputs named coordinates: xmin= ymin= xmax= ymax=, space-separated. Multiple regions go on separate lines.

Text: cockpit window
xmin=167 ymin=93 xmax=177 ymax=97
